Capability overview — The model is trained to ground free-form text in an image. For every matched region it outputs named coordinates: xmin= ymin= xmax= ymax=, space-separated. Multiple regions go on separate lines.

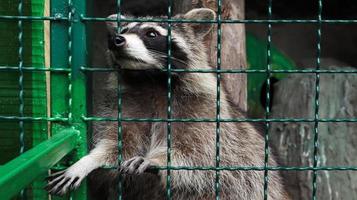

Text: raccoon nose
xmin=114 ymin=35 xmax=126 ymax=47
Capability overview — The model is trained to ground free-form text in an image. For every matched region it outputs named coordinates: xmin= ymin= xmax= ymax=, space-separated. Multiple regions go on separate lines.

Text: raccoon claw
xmin=45 ymin=170 xmax=65 ymax=181
xmin=120 ymin=156 xmax=157 ymax=175
xmin=45 ymin=169 xmax=83 ymax=196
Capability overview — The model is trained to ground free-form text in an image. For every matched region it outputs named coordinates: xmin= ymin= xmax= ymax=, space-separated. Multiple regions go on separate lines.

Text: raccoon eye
xmin=146 ymin=30 xmax=159 ymax=38
xmin=120 ymin=27 xmax=128 ymax=34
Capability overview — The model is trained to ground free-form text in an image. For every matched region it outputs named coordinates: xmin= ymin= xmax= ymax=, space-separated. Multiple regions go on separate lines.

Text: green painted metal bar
xmin=215 ymin=0 xmax=223 ymax=199
xmin=51 ymin=0 xmax=70 ymax=130
xmin=50 ymin=2 xmax=73 ymax=200
xmin=0 ymin=128 xmax=79 ymax=200
xmin=312 ymin=0 xmax=323 ymax=199
xmin=80 ymin=67 xmax=357 ymax=73
xmin=263 ymin=0 xmax=273 ymax=199
xmin=82 ymin=116 xmax=357 ymax=123
xmin=69 ymin=0 xmax=89 ymax=198
xmin=96 ymin=165 xmax=357 ymax=171
xmin=114 ymin=0 xmax=124 ymax=199
xmin=166 ymin=0 xmax=173 ymax=199
xmin=50 ymin=0 xmax=89 ymax=199
xmin=3 ymin=15 xmax=357 ymax=24
xmin=31 ymin=0 xmax=50 ymax=198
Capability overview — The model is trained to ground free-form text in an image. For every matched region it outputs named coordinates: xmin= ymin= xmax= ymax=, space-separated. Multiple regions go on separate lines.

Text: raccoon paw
xmin=120 ymin=156 xmax=158 ymax=175
xmin=45 ymin=166 xmax=85 ymax=196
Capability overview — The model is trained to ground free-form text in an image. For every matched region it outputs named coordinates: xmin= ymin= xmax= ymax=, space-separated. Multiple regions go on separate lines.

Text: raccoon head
xmin=106 ymin=8 xmax=217 ymax=93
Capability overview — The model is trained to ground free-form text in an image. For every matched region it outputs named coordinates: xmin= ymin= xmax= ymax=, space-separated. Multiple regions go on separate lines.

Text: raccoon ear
xmin=106 ymin=14 xmax=126 ymax=31
xmin=183 ymin=8 xmax=216 ymax=37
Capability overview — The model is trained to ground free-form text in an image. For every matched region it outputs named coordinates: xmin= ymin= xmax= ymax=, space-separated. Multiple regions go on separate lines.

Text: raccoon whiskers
xmin=148 ymin=49 xmax=190 ymax=67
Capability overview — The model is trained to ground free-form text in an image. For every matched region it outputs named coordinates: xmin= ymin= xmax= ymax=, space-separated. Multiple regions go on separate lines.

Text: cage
xmin=0 ymin=0 xmax=356 ymax=199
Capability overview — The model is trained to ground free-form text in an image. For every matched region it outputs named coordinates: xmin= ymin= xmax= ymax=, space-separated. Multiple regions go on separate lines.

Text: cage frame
xmin=0 ymin=0 xmax=356 ymax=199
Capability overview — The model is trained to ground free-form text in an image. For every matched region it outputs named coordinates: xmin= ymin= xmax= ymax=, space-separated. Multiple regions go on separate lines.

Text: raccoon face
xmin=106 ymin=8 xmax=216 ymax=71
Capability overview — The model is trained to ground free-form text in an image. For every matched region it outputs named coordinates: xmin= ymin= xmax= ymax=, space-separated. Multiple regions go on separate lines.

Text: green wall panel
xmin=0 ymin=0 xmax=48 ymax=199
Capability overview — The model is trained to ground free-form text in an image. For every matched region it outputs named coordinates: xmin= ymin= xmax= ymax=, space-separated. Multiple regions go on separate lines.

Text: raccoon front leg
xmin=46 ymin=139 xmax=116 ymax=196
xmin=119 ymin=123 xmax=166 ymax=176
xmin=120 ymin=156 xmax=159 ymax=175
xmin=120 ymin=143 xmax=166 ymax=175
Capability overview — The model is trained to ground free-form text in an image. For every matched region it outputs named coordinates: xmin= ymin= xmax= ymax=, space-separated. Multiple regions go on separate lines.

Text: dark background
xmin=90 ymin=0 xmax=357 ymax=68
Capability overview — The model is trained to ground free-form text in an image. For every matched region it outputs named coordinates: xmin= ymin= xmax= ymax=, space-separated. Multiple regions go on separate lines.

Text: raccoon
xmin=46 ymin=8 xmax=290 ymax=200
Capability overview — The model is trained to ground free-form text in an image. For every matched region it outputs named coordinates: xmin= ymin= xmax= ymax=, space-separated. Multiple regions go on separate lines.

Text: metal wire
xmin=101 ymin=165 xmax=357 ymax=171
xmin=68 ymin=0 xmax=74 ymax=123
xmin=115 ymin=0 xmax=123 ymax=199
xmin=67 ymin=0 xmax=74 ymax=198
xmin=17 ymin=0 xmax=25 ymax=198
xmin=0 ymin=0 xmax=356 ymax=199
xmin=166 ymin=0 xmax=173 ymax=199
xmin=2 ymin=14 xmax=357 ymax=24
xmin=263 ymin=0 xmax=273 ymax=199
xmin=82 ymin=116 xmax=357 ymax=123
xmin=3 ymin=65 xmax=357 ymax=73
xmin=80 ymin=67 xmax=357 ymax=73
xmin=215 ymin=0 xmax=223 ymax=199
xmin=0 ymin=116 xmax=68 ymax=122
xmin=17 ymin=0 xmax=25 ymax=159
xmin=312 ymin=0 xmax=323 ymax=199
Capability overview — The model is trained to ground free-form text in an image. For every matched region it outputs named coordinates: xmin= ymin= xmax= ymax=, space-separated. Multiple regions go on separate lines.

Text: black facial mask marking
xmin=109 ymin=23 xmax=189 ymax=70
xmin=120 ymin=68 xmax=179 ymax=87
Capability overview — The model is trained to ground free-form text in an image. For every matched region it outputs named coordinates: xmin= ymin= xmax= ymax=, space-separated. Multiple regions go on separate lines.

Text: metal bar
xmin=0 ymin=65 xmax=70 ymax=72
xmin=0 ymin=15 xmax=68 ymax=21
xmin=82 ymin=116 xmax=357 ymax=123
xmin=49 ymin=0 xmax=76 ymax=198
xmin=215 ymin=0 xmax=222 ymax=199
xmin=0 ymin=116 xmax=68 ymax=122
xmin=100 ymin=165 xmax=357 ymax=171
xmin=51 ymin=0 xmax=70 ymax=132
xmin=263 ymin=0 xmax=273 ymax=199
xmin=50 ymin=0 xmax=89 ymax=199
xmin=312 ymin=0 xmax=323 ymax=199
xmin=3 ymin=65 xmax=357 ymax=74
xmin=17 ymin=0 xmax=26 ymax=198
xmin=166 ymin=0 xmax=173 ymax=199
xmin=2 ymin=15 xmax=357 ymax=24
xmin=0 ymin=129 xmax=79 ymax=200
xmin=31 ymin=0 xmax=51 ymax=198
xmin=69 ymin=0 xmax=89 ymax=198
xmin=114 ymin=0 xmax=124 ymax=199
xmin=79 ymin=17 xmax=357 ymax=24
xmin=80 ymin=67 xmax=357 ymax=73
xmin=17 ymin=0 xmax=25 ymax=158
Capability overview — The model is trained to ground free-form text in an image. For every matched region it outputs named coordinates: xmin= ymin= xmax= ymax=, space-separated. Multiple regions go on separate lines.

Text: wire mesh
xmin=263 ymin=0 xmax=273 ymax=198
xmin=115 ymin=0 xmax=124 ymax=199
xmin=166 ymin=0 xmax=173 ymax=198
xmin=17 ymin=0 xmax=26 ymax=198
xmin=215 ymin=0 xmax=222 ymax=199
xmin=0 ymin=0 xmax=357 ymax=199
xmin=311 ymin=1 xmax=323 ymax=199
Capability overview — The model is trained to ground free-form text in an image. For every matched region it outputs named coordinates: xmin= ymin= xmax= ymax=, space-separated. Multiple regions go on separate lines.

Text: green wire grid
xmin=166 ymin=0 xmax=173 ymax=199
xmin=17 ymin=0 xmax=26 ymax=199
xmin=312 ymin=0 xmax=323 ymax=199
xmin=3 ymin=14 xmax=357 ymax=24
xmin=263 ymin=0 xmax=273 ymax=199
xmin=4 ymin=0 xmax=89 ymax=198
xmin=215 ymin=0 xmax=222 ymax=198
xmin=115 ymin=0 xmax=124 ymax=199
xmin=0 ymin=0 xmax=357 ymax=199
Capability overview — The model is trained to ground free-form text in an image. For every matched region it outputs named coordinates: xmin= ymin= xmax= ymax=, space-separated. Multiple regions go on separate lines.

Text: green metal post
xmin=70 ymin=0 xmax=89 ymax=198
xmin=0 ymin=129 xmax=79 ymax=200
xmin=51 ymin=0 xmax=88 ymax=199
xmin=31 ymin=0 xmax=50 ymax=199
